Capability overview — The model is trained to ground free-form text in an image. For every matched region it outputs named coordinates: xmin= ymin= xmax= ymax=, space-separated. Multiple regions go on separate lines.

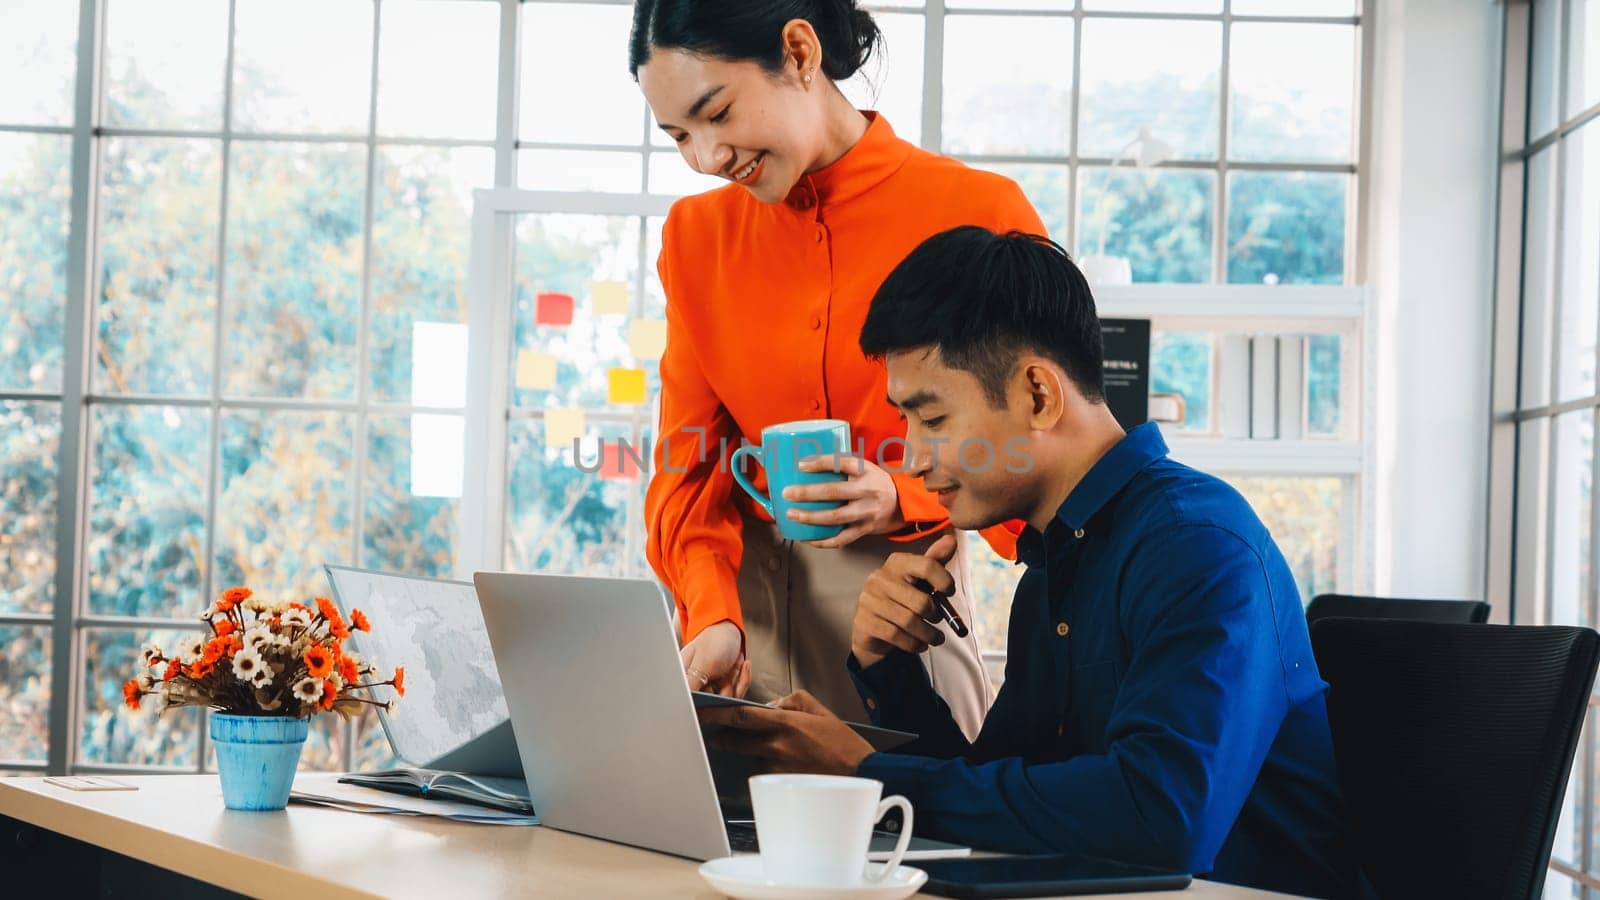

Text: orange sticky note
xmin=628 ymin=319 xmax=667 ymax=360
xmin=536 ymin=292 xmax=575 ymax=326
xmin=599 ymin=441 xmax=643 ymax=481
xmin=514 ymin=350 xmax=557 ymax=390
xmin=607 ymin=368 xmax=647 ymax=406
xmin=591 ymin=280 xmax=629 ymax=316
xmin=544 ymin=407 xmax=586 ymax=448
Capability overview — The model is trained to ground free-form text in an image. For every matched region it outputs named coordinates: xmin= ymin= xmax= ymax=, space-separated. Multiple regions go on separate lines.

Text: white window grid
xmin=1490 ymin=0 xmax=1600 ymax=890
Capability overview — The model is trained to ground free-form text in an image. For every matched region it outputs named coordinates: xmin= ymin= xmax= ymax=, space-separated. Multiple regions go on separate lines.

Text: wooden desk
xmin=0 ymin=775 xmax=1296 ymax=899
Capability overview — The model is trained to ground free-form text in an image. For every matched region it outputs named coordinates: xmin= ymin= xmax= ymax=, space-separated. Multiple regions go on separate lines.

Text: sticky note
xmin=599 ymin=441 xmax=643 ymax=481
xmin=591 ymin=280 xmax=629 ymax=316
xmin=608 ymin=368 xmax=648 ymax=406
xmin=628 ymin=319 xmax=668 ymax=360
xmin=514 ymin=350 xmax=557 ymax=390
xmin=535 ymin=292 xmax=575 ymax=326
xmin=544 ymin=407 xmax=586 ymax=448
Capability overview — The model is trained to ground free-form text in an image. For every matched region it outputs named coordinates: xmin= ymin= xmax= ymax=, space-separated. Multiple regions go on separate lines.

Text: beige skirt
xmin=733 ymin=516 xmax=993 ymax=741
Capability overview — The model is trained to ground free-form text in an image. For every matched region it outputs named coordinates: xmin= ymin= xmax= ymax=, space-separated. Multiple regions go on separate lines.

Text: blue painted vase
xmin=210 ymin=713 xmax=308 ymax=811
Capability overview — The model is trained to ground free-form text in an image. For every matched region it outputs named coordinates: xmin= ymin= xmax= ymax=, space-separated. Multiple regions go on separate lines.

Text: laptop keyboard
xmin=725 ymin=821 xmax=761 ymax=852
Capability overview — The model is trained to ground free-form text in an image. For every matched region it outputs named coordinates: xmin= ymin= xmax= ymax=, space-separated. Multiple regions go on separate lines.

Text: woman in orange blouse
xmin=631 ymin=0 xmax=1045 ymax=733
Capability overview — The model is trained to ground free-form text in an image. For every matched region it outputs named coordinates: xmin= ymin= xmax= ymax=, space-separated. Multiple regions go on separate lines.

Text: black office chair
xmin=1306 ymin=593 xmax=1490 ymax=627
xmin=1312 ymin=619 xmax=1599 ymax=900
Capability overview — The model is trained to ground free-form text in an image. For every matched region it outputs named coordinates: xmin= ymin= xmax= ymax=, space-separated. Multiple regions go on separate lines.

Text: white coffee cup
xmin=748 ymin=774 xmax=914 ymax=887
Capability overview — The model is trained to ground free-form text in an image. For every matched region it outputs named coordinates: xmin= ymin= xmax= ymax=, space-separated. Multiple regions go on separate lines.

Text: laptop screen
xmin=325 ymin=566 xmax=510 ymax=766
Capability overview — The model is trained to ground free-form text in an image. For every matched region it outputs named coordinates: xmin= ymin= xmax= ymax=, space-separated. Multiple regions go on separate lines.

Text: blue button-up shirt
xmin=852 ymin=423 xmax=1354 ymax=898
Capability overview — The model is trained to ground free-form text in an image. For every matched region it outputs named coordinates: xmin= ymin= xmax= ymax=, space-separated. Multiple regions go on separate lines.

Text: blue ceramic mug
xmin=730 ymin=419 xmax=851 ymax=542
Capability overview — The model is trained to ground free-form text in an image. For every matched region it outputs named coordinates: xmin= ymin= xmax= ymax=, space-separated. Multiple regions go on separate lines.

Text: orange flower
xmin=328 ymin=616 xmax=350 ymax=640
xmin=163 ymin=659 xmax=181 ymax=682
xmin=122 ymin=678 xmax=142 ymax=710
xmin=319 ymin=679 xmax=337 ymax=711
xmin=392 ymin=666 xmax=406 ymax=698
xmin=315 ymin=596 xmax=339 ymax=622
xmin=189 ymin=658 xmax=215 ymax=679
xmin=350 ymin=609 xmax=371 ymax=632
xmin=201 ymin=638 xmax=228 ymax=665
xmin=269 ymin=615 xmax=282 ymax=628
xmin=303 ymin=645 xmax=334 ymax=679
xmin=225 ymin=635 xmax=243 ymax=655
xmin=338 ymin=655 xmax=358 ymax=684
xmin=213 ymin=619 xmax=237 ymax=637
xmin=222 ymin=586 xmax=253 ymax=604
xmin=289 ymin=602 xmax=310 ymax=614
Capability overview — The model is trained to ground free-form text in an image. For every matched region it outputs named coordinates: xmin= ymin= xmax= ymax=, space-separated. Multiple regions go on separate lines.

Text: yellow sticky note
xmin=628 ymin=319 xmax=668 ymax=360
xmin=591 ymin=280 xmax=629 ymax=316
xmin=608 ymin=368 xmax=648 ymax=406
xmin=544 ymin=408 xmax=586 ymax=449
xmin=514 ymin=350 xmax=557 ymax=390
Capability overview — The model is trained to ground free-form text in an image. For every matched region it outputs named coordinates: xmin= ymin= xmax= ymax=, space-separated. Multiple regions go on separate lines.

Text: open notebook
xmin=337 ymin=768 xmax=534 ymax=815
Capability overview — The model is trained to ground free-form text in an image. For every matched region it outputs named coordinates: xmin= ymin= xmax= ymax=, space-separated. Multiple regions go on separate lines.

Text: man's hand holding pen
xmin=851 ymin=533 xmax=964 ymax=668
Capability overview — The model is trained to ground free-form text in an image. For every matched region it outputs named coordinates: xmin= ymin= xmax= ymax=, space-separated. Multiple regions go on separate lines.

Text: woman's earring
xmin=803 ymin=68 xmax=813 ymax=84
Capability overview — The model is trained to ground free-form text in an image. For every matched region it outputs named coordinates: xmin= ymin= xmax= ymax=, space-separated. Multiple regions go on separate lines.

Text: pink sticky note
xmin=535 ymin=292 xmax=575 ymax=326
xmin=600 ymin=441 xmax=642 ymax=481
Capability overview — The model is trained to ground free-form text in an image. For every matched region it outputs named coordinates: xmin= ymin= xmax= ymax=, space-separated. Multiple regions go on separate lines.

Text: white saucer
xmin=698 ymin=856 xmax=927 ymax=900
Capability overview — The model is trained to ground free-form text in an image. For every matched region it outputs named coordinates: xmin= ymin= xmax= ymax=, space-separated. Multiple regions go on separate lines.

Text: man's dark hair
xmin=859 ymin=226 xmax=1105 ymax=407
xmin=629 ymin=1 xmax=881 ymax=82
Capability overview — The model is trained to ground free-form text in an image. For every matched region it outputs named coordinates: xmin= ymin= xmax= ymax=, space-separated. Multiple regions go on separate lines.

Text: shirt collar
xmin=783 ymin=112 xmax=912 ymax=212
xmin=1055 ymin=422 xmax=1169 ymax=533
xmin=1012 ymin=423 xmax=1169 ymax=567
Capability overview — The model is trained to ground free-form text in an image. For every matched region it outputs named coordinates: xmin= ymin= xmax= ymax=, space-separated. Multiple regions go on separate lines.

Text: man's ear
xmin=1016 ymin=359 xmax=1069 ymax=431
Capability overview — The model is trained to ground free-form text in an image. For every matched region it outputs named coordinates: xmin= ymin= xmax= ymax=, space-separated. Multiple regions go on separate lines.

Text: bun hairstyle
xmin=629 ymin=0 xmax=882 ymax=82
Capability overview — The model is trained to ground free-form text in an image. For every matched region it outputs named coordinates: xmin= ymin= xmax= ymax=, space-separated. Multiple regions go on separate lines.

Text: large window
xmin=1494 ymin=0 xmax=1600 ymax=894
xmin=2 ymin=0 xmax=1364 ymax=772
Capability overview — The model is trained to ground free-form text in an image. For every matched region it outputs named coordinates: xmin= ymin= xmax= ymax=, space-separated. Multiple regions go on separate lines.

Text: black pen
xmin=910 ymin=577 xmax=969 ymax=639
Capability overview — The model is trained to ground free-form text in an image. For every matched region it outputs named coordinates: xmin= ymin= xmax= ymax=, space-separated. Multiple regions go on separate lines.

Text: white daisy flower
xmin=383 ymin=699 xmax=396 ymax=714
xmin=139 ymin=641 xmax=162 ymax=667
xmin=244 ymin=595 xmax=270 ymax=614
xmin=231 ymin=647 xmax=267 ymax=684
xmin=249 ymin=664 xmax=274 ymax=689
xmin=177 ymin=636 xmax=207 ymax=664
xmin=270 ymin=600 xmax=291 ymax=615
xmin=345 ymin=651 xmax=367 ymax=675
xmin=292 ymin=677 xmax=322 ymax=704
xmin=136 ymin=673 xmax=155 ymax=692
xmin=282 ymin=608 xmax=312 ymax=629
xmin=243 ymin=627 xmax=274 ymax=653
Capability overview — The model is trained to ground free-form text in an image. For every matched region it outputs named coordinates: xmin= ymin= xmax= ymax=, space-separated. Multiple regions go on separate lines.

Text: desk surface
xmin=0 ymin=775 xmax=1296 ymax=899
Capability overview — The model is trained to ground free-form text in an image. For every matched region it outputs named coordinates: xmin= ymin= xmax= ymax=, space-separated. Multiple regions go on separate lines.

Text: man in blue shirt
xmin=699 ymin=226 xmax=1354 ymax=898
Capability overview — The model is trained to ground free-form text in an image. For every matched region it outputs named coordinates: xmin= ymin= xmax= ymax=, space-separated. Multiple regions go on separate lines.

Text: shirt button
xmin=1056 ymin=622 xmax=1069 ymax=637
xmin=865 ymin=697 xmax=878 ymax=711
xmin=1073 ymin=528 xmax=1085 ymax=539
xmin=809 ymin=315 xmax=822 ymax=330
xmin=814 ymin=228 xmax=825 ymax=243
xmin=765 ymin=556 xmax=782 ymax=573
xmin=811 ymin=399 xmax=821 ymax=411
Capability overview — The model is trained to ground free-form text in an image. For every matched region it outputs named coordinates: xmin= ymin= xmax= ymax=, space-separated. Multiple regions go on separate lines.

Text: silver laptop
xmin=474 ymin=570 xmax=967 ymax=862
xmin=324 ymin=565 xmax=521 ymax=778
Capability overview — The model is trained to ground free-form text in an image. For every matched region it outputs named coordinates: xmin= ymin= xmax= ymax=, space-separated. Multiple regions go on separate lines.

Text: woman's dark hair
xmin=859 ymin=227 xmax=1106 ymax=408
xmin=629 ymin=1 xmax=881 ymax=82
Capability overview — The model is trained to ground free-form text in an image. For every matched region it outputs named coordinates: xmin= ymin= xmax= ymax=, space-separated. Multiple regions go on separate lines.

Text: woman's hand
xmin=681 ymin=619 xmax=751 ymax=697
xmin=780 ymin=454 xmax=905 ymax=549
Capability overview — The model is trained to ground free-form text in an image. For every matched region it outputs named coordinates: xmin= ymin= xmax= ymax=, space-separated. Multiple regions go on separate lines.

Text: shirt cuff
xmin=677 ymin=550 xmax=744 ymax=644
xmin=847 ymin=651 xmax=929 ymax=724
xmin=856 ymin=750 xmax=943 ymax=804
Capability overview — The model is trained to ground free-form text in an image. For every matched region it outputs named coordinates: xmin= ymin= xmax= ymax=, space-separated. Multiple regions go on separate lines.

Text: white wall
xmin=1364 ymin=0 xmax=1501 ymax=602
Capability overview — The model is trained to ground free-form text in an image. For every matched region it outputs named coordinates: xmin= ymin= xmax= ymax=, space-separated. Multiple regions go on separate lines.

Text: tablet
xmin=919 ymin=854 xmax=1192 ymax=898
xmin=691 ymin=691 xmax=918 ymax=752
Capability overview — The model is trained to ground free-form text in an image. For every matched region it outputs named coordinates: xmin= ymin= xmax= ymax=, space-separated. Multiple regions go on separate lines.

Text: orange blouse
xmin=647 ymin=113 xmax=1046 ymax=643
